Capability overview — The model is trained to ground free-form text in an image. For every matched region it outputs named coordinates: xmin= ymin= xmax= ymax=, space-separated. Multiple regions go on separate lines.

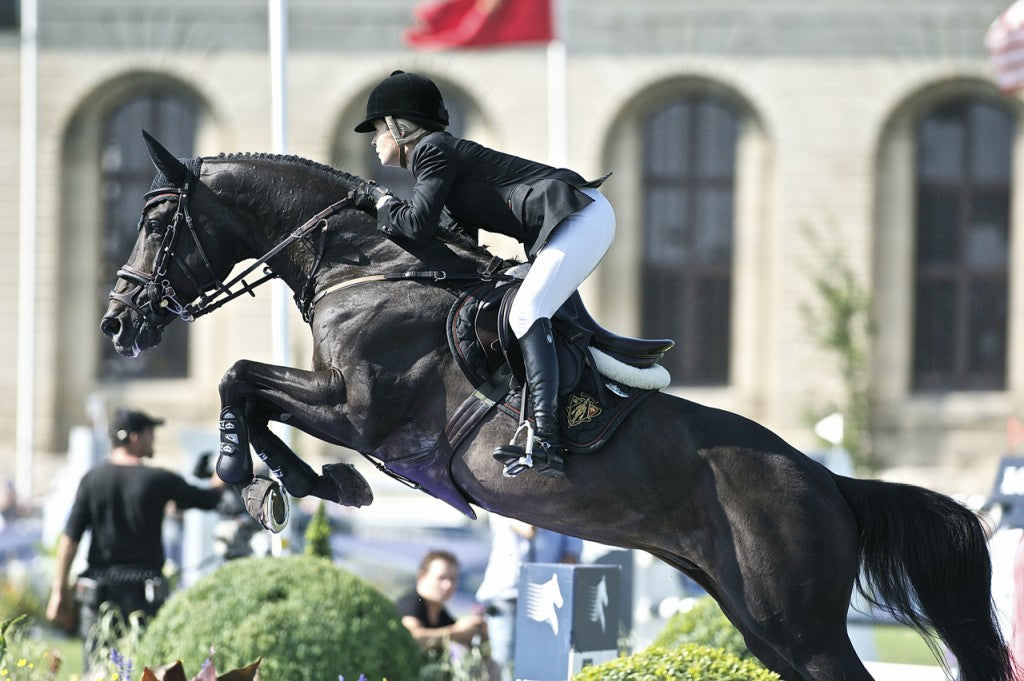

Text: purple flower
xmin=110 ymin=649 xmax=134 ymax=680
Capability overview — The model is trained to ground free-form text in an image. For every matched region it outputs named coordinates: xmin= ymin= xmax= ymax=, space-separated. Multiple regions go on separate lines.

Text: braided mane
xmin=211 ymin=151 xmax=365 ymax=187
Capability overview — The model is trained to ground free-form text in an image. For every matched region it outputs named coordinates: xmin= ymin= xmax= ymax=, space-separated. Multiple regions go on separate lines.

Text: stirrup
xmin=494 ymin=421 xmax=535 ymax=478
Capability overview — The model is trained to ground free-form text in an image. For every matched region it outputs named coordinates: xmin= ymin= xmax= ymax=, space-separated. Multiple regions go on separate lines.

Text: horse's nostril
xmin=100 ymin=316 xmax=121 ymax=338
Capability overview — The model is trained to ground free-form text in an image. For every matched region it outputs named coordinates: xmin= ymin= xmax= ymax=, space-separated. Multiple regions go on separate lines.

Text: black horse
xmin=100 ymin=132 xmax=1013 ymax=681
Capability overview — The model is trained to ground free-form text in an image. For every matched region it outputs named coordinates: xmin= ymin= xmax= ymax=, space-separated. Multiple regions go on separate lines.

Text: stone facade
xmin=1 ymin=0 xmax=1021 ymax=497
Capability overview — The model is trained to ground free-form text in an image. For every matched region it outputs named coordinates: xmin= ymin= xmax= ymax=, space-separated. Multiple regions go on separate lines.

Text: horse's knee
xmin=219 ymin=359 xmax=257 ymax=398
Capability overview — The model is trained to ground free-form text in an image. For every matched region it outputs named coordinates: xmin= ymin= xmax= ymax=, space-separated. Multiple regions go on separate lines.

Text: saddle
xmin=448 ymin=278 xmax=675 ymax=391
xmin=446 ymin=277 xmax=674 ymax=452
xmin=383 ymin=274 xmax=675 ymax=520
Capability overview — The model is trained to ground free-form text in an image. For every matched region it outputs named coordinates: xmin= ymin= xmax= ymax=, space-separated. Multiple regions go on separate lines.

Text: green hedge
xmin=650 ymin=597 xmax=753 ymax=661
xmin=572 ymin=644 xmax=779 ymax=681
xmin=136 ymin=555 xmax=421 ymax=681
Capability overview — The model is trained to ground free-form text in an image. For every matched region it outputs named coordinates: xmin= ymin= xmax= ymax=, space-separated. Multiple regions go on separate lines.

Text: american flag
xmin=986 ymin=1 xmax=1024 ymax=94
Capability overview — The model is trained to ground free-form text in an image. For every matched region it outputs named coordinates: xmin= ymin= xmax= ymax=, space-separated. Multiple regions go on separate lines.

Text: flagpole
xmin=17 ymin=0 xmax=38 ymax=503
xmin=547 ymin=0 xmax=568 ymax=167
xmin=269 ymin=0 xmax=290 ymax=386
xmin=268 ymin=0 xmax=290 ymax=555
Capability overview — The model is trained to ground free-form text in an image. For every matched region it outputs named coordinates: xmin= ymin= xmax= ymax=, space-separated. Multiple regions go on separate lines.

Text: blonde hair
xmin=385 ymin=116 xmax=428 ymax=148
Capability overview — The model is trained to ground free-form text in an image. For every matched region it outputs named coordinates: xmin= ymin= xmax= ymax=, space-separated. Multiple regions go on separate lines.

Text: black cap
xmin=110 ymin=408 xmax=165 ymax=442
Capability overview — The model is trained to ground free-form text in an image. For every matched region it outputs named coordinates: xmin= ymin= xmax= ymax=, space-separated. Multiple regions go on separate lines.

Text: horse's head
xmin=101 ymin=131 xmax=233 ymax=356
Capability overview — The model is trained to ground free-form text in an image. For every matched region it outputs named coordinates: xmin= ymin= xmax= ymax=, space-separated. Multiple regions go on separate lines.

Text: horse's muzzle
xmin=101 ymin=297 xmax=168 ymax=358
xmin=100 ymin=308 xmax=142 ymax=358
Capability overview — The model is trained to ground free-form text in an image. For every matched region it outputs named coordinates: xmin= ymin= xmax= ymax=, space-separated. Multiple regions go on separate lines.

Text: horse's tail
xmin=831 ymin=474 xmax=1015 ymax=681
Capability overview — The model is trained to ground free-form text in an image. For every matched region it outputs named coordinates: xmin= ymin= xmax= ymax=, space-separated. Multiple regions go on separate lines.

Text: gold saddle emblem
xmin=566 ymin=392 xmax=602 ymax=428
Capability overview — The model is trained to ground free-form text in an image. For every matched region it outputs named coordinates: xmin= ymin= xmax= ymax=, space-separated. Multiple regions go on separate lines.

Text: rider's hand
xmin=348 ymin=181 xmax=390 ymax=215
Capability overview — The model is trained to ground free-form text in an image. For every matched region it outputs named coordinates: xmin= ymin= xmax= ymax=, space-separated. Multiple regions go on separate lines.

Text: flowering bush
xmin=571 ymin=644 xmax=779 ymax=681
xmin=0 ymin=616 xmax=61 ymax=681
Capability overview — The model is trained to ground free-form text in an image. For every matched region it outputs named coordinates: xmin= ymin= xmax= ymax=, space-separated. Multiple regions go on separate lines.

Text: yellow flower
xmin=16 ymin=660 xmax=26 ymax=668
xmin=112 ymin=674 xmax=120 ymax=680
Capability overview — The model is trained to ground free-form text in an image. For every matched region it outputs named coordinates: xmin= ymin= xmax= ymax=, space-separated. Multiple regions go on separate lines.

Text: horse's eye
xmin=146 ymin=219 xmax=163 ymax=233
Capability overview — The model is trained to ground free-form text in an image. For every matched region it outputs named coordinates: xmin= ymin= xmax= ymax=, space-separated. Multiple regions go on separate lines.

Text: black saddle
xmin=448 ymin=280 xmax=674 ymax=390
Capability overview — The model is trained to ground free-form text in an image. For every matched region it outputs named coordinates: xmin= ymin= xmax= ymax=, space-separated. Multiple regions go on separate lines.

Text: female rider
xmin=351 ymin=70 xmax=615 ymax=479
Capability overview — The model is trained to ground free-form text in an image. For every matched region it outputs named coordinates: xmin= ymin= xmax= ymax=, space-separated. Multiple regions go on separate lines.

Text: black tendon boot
xmin=498 ymin=318 xmax=566 ymax=478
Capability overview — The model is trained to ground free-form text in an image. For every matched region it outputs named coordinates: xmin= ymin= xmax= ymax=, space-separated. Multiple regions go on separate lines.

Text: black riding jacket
xmin=377 ymin=131 xmax=606 ymax=258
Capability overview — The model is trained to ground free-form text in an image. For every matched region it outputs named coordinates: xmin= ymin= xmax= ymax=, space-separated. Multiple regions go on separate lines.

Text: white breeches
xmin=509 ymin=188 xmax=616 ymax=339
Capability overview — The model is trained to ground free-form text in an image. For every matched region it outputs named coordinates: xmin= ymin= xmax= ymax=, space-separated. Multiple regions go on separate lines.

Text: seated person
xmin=396 ymin=549 xmax=487 ymax=652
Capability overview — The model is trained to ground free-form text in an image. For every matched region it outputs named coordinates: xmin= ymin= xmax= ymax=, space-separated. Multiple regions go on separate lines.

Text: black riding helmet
xmin=354 ymin=70 xmax=449 ymax=133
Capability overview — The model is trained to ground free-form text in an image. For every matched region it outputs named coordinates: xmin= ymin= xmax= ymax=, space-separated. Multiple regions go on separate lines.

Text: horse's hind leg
xmin=694 ymin=452 xmax=876 ymax=680
xmin=701 ymin=553 xmax=873 ymax=681
xmin=656 ymin=557 xmax=808 ymax=681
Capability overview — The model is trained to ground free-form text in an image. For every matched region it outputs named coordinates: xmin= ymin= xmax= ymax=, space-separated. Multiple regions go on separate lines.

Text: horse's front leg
xmin=215 ymin=359 xmax=373 ymax=528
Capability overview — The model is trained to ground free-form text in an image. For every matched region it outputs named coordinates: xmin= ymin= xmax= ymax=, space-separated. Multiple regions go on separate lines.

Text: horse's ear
xmin=141 ymin=129 xmax=189 ymax=186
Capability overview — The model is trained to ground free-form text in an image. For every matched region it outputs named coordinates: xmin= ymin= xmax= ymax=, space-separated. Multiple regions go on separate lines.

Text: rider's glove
xmin=348 ymin=181 xmax=391 ymax=215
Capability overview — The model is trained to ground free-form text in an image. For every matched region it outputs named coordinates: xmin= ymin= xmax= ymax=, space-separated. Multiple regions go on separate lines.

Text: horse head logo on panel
xmin=525 ymin=574 xmax=563 ymax=636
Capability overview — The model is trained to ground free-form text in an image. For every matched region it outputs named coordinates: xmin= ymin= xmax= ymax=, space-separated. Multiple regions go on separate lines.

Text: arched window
xmin=641 ymin=95 xmax=737 ymax=385
xmin=0 ymin=0 xmax=17 ymax=30
xmin=912 ymin=98 xmax=1013 ymax=391
xmin=98 ymin=92 xmax=197 ymax=381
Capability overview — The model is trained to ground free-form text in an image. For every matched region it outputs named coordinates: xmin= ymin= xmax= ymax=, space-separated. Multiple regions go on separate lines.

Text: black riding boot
xmin=494 ymin=318 xmax=566 ymax=478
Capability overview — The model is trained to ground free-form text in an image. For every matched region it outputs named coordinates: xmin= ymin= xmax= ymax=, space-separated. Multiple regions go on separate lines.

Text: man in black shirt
xmin=45 ymin=408 xmax=222 ymax=664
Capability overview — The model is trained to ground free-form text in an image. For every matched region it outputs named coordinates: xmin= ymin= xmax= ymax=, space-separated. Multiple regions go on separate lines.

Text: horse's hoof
xmin=241 ymin=475 xmax=290 ymax=533
xmin=321 ymin=462 xmax=374 ymax=507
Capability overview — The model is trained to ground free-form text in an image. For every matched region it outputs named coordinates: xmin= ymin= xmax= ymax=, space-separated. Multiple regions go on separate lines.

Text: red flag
xmin=986 ymin=1 xmax=1024 ymax=94
xmin=405 ymin=0 xmax=553 ymax=49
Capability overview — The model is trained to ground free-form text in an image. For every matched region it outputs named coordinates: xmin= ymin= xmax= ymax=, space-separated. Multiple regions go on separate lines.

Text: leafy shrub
xmin=303 ymin=501 xmax=332 ymax=559
xmin=572 ymin=644 xmax=779 ymax=681
xmin=650 ymin=597 xmax=753 ymax=661
xmin=0 ymin=574 xmax=44 ymax=623
xmin=136 ymin=555 xmax=421 ymax=681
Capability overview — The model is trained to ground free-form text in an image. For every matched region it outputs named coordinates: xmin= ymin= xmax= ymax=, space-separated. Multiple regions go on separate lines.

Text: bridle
xmin=109 ymin=175 xmax=351 ymax=331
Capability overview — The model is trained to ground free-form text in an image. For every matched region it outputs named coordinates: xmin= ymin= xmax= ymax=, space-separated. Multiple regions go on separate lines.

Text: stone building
xmin=0 ymin=0 xmax=1020 ymax=498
